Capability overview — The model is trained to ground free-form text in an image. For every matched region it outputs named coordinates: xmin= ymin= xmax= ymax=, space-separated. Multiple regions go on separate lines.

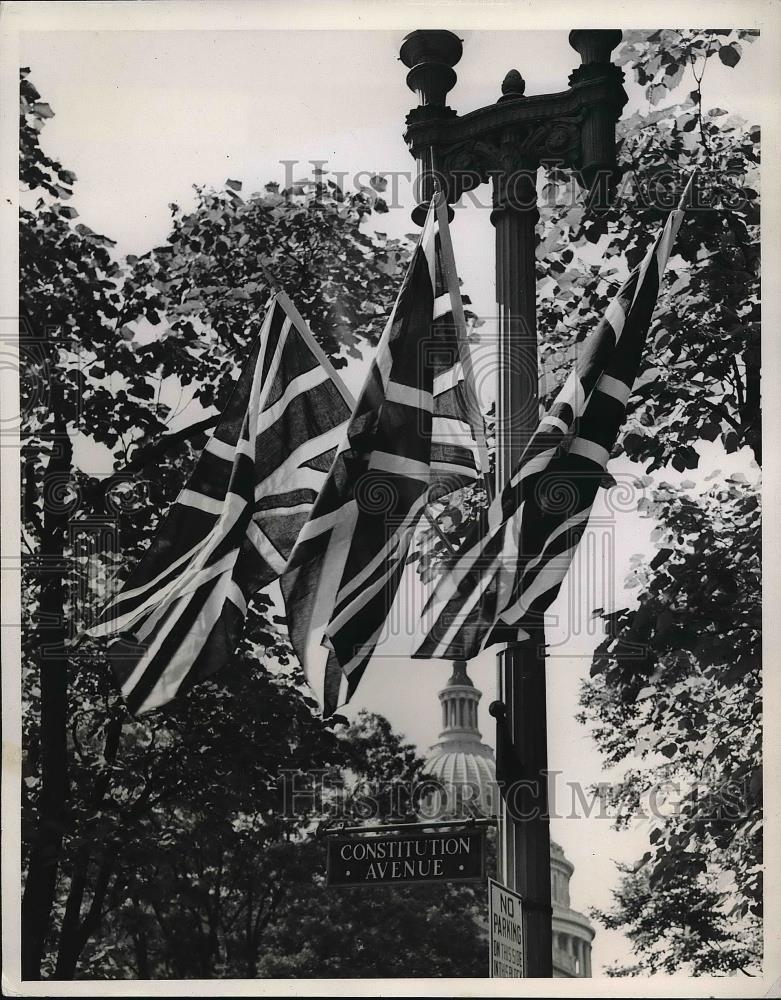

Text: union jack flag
xmin=88 ymin=292 xmax=353 ymax=715
xmin=414 ymin=175 xmax=695 ymax=661
xmin=282 ymin=195 xmax=489 ymax=713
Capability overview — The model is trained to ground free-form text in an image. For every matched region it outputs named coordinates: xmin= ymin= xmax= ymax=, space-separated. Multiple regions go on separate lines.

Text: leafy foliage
xmin=255 ymin=866 xmax=488 ymax=978
xmin=20 ymin=67 xmax=77 ymax=199
xmin=614 ymin=30 xmax=758 ymax=106
xmin=19 ymin=69 xmax=490 ymax=981
xmin=536 ymin=34 xmax=760 ymax=472
xmin=547 ymin=30 xmax=763 ymax=975
xmin=579 ymin=477 xmax=761 ymax=974
xmin=49 ymin=654 xmax=350 ymax=978
xmin=58 ymin=704 xmax=488 ymax=979
xmin=595 ymin=865 xmax=761 ymax=976
xmin=250 ymin=714 xmax=490 ymax=980
xmin=118 ymin=173 xmax=406 ymax=418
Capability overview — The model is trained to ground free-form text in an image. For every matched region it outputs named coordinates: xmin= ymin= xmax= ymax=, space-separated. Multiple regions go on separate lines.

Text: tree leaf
xmin=718 ymin=43 xmax=741 ymax=67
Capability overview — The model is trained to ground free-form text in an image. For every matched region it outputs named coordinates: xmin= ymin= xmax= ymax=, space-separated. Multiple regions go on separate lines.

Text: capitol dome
xmin=419 ymin=659 xmax=498 ymax=819
xmin=420 ymin=660 xmax=595 ymax=977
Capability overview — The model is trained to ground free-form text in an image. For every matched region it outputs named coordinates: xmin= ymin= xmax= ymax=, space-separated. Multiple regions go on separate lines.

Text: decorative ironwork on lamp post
xmin=399 ymin=29 xmax=627 ymax=978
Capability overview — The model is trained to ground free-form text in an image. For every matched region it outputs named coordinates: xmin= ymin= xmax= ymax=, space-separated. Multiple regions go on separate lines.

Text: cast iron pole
xmin=399 ymin=29 xmax=626 ymax=977
xmin=491 ymin=159 xmax=553 ymax=975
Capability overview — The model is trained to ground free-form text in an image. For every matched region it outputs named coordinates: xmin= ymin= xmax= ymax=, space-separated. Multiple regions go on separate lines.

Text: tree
xmin=19 ymin=68 xmax=409 ymax=979
xmin=54 ymin=660 xmax=351 ymax=979
xmin=580 ymin=478 xmax=761 ymax=974
xmin=20 ymin=66 xmax=156 ymax=979
xmin=248 ymin=712 xmax=490 ymax=980
xmin=61 ymin=710 xmax=489 ymax=979
xmin=256 ymin=865 xmax=488 ymax=978
xmin=565 ymin=31 xmax=762 ymax=974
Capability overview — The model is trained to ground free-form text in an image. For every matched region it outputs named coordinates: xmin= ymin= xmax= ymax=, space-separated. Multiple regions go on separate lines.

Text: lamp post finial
xmin=500 ymin=69 xmax=526 ymax=100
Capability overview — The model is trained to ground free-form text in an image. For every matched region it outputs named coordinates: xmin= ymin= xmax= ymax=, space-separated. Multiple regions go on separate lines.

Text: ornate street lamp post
xmin=399 ymin=29 xmax=627 ymax=977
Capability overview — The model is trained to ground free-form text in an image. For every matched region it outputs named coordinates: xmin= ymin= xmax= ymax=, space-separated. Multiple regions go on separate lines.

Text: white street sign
xmin=488 ymin=878 xmax=524 ymax=977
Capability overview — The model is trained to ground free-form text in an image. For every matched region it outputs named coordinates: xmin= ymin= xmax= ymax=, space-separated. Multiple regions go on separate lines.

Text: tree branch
xmin=85 ymin=414 xmax=219 ymax=510
xmin=701 ymin=398 xmax=742 ymax=433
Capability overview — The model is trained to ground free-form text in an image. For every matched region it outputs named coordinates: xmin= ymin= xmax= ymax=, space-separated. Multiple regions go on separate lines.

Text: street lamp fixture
xmin=398 ymin=29 xmax=628 ymax=979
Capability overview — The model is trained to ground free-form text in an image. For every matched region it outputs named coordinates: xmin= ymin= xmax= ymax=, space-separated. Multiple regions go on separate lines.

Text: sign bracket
xmin=323 ymin=816 xmax=496 ymax=837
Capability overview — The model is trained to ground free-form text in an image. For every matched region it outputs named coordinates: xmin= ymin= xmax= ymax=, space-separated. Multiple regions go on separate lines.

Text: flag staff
xmin=399 ymin=28 xmax=627 ymax=977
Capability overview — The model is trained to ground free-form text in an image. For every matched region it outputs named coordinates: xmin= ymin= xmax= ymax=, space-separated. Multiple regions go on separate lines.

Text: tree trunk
xmin=250 ymin=883 xmax=283 ymax=977
xmin=52 ymin=850 xmax=116 ymax=979
xmin=132 ymin=897 xmax=151 ymax=979
xmin=53 ymin=711 xmax=124 ymax=978
xmin=54 ymin=855 xmax=115 ymax=979
xmin=21 ymin=416 xmax=73 ymax=979
xmin=52 ymin=850 xmax=89 ymax=978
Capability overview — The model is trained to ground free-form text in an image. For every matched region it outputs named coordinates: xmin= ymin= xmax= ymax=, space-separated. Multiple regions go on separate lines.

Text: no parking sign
xmin=488 ymin=878 xmax=524 ymax=977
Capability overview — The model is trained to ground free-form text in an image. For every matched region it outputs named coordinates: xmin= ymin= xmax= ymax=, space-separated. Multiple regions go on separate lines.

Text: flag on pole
xmin=414 ymin=175 xmax=695 ymax=661
xmin=88 ymin=292 xmax=354 ymax=715
xmin=281 ymin=195 xmax=489 ymax=713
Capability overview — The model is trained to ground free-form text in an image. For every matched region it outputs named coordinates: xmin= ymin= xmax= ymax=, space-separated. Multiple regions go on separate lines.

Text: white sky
xmin=17 ymin=20 xmax=762 ymax=974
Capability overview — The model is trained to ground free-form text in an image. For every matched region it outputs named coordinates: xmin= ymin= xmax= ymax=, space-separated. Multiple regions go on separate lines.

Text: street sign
xmin=488 ymin=878 xmax=524 ymax=978
xmin=326 ymin=828 xmax=485 ymax=887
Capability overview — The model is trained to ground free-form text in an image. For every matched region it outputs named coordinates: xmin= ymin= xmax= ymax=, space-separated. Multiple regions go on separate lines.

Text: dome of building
xmin=419 ymin=660 xmax=498 ymax=819
xmin=420 ymin=660 xmax=595 ymax=977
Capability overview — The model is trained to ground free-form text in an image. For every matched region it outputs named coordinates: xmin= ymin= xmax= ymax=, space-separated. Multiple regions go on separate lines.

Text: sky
xmin=16 ymin=18 xmax=763 ymax=975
